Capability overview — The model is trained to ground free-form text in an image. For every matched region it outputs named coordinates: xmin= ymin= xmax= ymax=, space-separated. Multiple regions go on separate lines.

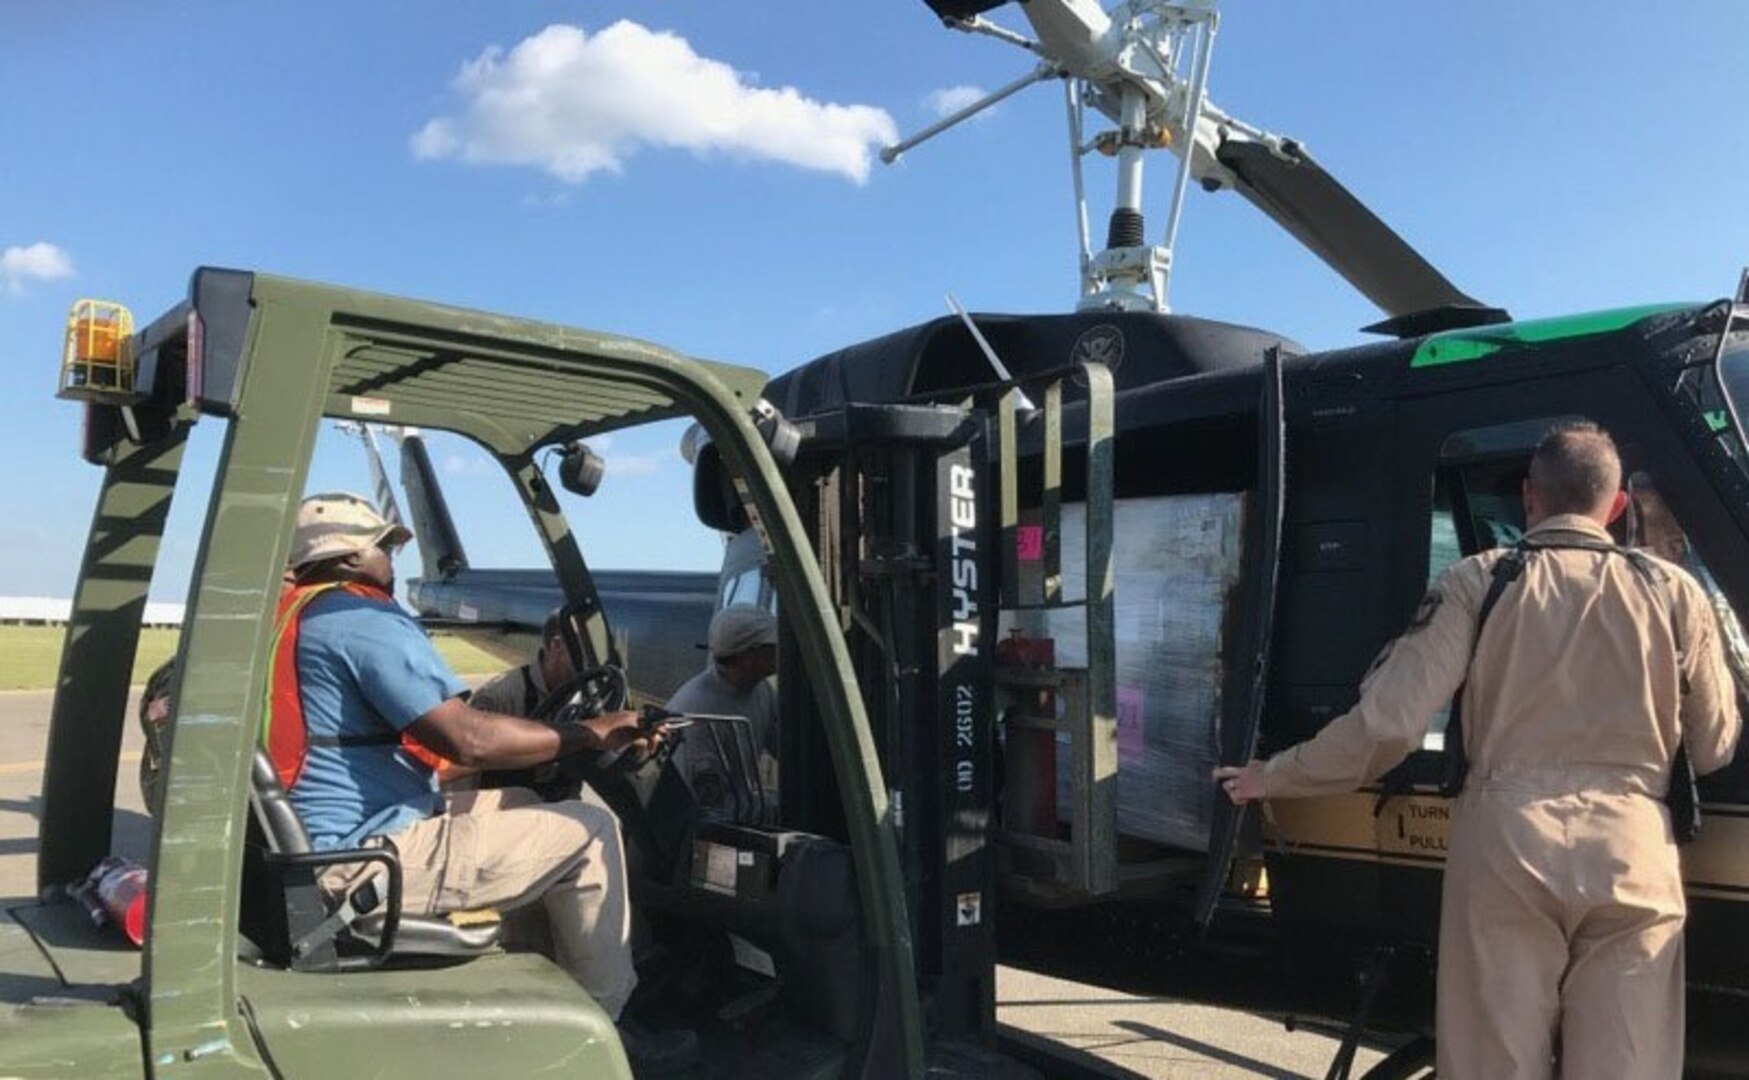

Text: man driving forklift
xmin=274 ymin=492 xmax=696 ymax=1072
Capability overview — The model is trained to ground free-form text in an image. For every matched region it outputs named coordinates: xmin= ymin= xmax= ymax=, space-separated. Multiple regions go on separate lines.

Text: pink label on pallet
xmin=1117 ymin=685 xmax=1145 ymax=763
xmin=1016 ymin=525 xmax=1044 ymax=562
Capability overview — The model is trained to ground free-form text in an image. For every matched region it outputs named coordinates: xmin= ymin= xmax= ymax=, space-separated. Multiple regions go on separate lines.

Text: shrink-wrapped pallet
xmin=1001 ymin=493 xmax=1248 ymax=852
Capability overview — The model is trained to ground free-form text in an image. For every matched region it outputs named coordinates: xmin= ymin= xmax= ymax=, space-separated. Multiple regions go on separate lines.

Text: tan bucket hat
xmin=289 ymin=492 xmax=413 ymax=570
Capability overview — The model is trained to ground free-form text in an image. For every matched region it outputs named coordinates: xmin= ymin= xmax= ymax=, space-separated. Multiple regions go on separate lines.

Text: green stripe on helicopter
xmin=1410 ymin=303 xmax=1695 ymax=369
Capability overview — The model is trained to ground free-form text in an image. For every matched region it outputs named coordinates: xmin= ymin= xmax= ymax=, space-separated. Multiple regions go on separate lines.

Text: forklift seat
xmin=244 ymin=748 xmax=500 ymax=968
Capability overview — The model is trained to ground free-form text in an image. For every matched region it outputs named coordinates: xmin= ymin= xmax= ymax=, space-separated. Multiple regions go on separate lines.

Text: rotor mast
xmin=887 ymin=1 xmax=1225 ymax=314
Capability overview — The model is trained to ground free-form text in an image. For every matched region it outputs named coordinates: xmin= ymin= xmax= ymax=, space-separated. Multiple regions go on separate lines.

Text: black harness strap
xmin=1373 ymin=556 xmax=1526 ymax=814
xmin=307 ymin=732 xmax=401 ymax=748
xmin=521 ymin=664 xmax=541 ymax=716
xmin=1439 ymin=547 xmax=1531 ymax=797
xmin=1370 ymin=560 xmax=1526 ymax=813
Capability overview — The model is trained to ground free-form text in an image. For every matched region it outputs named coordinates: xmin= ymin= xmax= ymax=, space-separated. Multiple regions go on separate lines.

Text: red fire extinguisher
xmin=997 ymin=630 xmax=1058 ymax=837
xmin=74 ymin=856 xmax=149 ymax=946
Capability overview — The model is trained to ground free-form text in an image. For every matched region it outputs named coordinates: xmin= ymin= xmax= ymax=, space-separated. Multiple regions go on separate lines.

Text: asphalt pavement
xmin=0 ymin=687 xmax=1381 ymax=1078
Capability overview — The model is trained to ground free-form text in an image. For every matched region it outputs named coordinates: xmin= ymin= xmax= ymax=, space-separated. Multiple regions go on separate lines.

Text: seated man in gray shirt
xmin=470 ymin=609 xmax=578 ymax=719
xmin=666 ymin=606 xmax=777 ymax=822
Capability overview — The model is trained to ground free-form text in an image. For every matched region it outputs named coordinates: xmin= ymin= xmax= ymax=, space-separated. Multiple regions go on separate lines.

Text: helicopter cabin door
xmin=1196 ymin=348 xmax=1286 ymax=928
xmin=1366 ymin=348 xmax=1749 ymax=926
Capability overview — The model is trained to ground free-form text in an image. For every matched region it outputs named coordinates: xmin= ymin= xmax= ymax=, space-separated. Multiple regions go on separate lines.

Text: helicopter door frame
xmin=1390 ymin=363 xmax=1698 ymax=784
xmin=1196 ymin=347 xmax=1286 ymax=929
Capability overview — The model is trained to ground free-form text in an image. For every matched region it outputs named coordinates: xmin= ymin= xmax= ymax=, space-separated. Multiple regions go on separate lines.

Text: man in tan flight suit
xmin=1216 ymin=421 xmax=1741 ymax=1079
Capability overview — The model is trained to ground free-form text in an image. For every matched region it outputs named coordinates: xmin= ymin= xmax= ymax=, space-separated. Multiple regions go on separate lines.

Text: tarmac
xmin=0 ymin=687 xmax=1383 ymax=1079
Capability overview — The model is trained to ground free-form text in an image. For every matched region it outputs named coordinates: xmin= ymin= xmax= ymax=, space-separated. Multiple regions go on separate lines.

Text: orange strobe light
xmin=59 ymin=299 xmax=137 ymax=402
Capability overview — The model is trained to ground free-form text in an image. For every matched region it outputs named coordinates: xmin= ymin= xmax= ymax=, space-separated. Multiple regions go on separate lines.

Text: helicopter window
xmin=1613 ymin=470 xmax=1749 ymax=692
xmin=1663 ymin=312 xmax=1749 ymax=491
xmin=1422 ymin=421 xmax=1566 ymax=750
xmin=1419 ymin=480 xmax=1466 ymax=749
xmin=1450 ymin=460 xmax=1529 ymax=554
xmin=721 ymin=566 xmax=765 ymax=609
xmin=716 ymin=528 xmax=778 ymax=615
xmin=1427 ymin=475 xmax=1463 ymax=585
xmin=1703 ymin=314 xmax=1749 ymax=469
xmin=1435 ymin=418 xmax=1588 ymax=559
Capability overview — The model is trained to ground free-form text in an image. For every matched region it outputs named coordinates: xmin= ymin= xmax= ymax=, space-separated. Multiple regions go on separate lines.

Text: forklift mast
xmin=779 ymin=365 xmax=1117 ymax=1048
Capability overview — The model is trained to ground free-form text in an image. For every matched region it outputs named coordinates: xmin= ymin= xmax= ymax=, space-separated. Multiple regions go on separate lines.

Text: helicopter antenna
xmin=890 ymin=1 xmax=1500 ymax=326
xmin=946 ymin=293 xmax=1037 ymax=411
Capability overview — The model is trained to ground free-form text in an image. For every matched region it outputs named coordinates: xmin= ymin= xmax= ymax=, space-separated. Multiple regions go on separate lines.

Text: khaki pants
xmin=324 ymin=788 xmax=637 ymax=1019
xmin=1438 ymin=782 xmax=1685 ymax=1079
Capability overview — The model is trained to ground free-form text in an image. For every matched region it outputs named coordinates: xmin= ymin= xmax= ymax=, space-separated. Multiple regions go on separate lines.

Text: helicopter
xmin=343 ymin=1 xmax=1749 ymax=1074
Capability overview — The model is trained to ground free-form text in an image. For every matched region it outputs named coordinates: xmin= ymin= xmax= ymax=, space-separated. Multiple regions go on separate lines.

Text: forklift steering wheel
xmin=531 ymin=663 xmax=628 ymax=724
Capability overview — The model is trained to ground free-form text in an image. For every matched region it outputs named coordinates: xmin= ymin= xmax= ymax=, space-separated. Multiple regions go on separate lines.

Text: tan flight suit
xmin=1260 ymin=514 xmax=1742 ymax=1079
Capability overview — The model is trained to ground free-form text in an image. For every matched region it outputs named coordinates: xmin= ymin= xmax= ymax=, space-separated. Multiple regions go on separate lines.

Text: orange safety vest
xmin=263 ymin=581 xmax=449 ymax=789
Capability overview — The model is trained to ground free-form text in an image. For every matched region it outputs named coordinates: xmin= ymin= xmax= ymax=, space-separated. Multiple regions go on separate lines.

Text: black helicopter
xmin=375 ymin=1 xmax=1749 ymax=1074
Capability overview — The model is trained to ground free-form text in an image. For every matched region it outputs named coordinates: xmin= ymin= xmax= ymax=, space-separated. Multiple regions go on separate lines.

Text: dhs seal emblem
xmin=1071 ymin=324 xmax=1125 ymax=384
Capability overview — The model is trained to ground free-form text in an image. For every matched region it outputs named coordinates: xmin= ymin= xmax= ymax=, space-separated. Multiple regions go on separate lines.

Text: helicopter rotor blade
xmin=1214 ymin=136 xmax=1507 ymax=324
xmin=922 ymin=0 xmax=1011 ymax=21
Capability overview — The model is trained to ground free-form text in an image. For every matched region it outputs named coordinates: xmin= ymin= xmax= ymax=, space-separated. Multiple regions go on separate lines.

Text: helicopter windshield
xmin=1698 ymin=310 xmax=1749 ymax=471
xmin=1717 ymin=317 xmax=1749 ymax=453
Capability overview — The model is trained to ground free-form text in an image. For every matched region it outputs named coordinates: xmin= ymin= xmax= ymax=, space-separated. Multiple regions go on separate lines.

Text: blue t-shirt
xmin=287 ymin=590 xmax=465 ymax=849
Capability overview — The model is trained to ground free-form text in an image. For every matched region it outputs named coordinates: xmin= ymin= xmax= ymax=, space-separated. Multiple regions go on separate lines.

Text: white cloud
xmin=412 ymin=21 xmax=898 ymax=185
xmin=925 ymin=85 xmax=993 ymax=120
xmin=605 ymin=454 xmax=662 ymax=478
xmin=442 ymin=452 xmax=495 ymax=478
xmin=583 ymin=436 xmax=657 ymax=478
xmin=1 ymin=242 xmax=74 ymax=294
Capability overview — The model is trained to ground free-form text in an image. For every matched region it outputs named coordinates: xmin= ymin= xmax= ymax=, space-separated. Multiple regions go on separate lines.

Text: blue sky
xmin=3 ymin=1 xmax=1747 ymax=601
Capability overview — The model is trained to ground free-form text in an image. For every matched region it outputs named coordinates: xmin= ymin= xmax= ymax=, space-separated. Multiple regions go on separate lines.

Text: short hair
xmin=541 ymin=610 xmax=583 ymax=668
xmin=1529 ymin=420 xmax=1622 ymax=515
xmin=542 ymin=609 xmax=567 ymax=644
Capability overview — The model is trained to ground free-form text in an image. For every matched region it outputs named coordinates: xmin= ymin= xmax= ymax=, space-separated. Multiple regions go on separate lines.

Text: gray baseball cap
xmin=708 ymin=605 xmax=776 ymax=659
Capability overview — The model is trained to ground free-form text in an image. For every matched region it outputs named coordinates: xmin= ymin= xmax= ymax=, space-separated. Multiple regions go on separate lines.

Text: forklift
xmin=9 ymin=265 xmax=1203 ymax=1078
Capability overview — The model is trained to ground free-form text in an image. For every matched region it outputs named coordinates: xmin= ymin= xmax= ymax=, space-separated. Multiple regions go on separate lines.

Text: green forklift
xmin=3 ymin=268 xmax=1073 ymax=1079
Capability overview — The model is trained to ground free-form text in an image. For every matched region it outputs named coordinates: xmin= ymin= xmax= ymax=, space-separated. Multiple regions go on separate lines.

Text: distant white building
xmin=0 ymin=597 xmax=184 ymax=628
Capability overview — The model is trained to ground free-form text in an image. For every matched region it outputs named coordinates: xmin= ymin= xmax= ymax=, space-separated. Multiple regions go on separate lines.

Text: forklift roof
xmin=132 ymin=267 xmax=770 ymax=462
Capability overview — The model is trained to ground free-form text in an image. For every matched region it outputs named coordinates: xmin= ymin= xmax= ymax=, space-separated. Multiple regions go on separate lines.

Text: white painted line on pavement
xmin=0 ymin=751 xmax=142 ymax=776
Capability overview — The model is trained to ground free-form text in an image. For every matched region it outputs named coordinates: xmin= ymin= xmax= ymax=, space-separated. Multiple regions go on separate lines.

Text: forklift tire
xmin=1360 ymin=1037 xmax=1436 ymax=1080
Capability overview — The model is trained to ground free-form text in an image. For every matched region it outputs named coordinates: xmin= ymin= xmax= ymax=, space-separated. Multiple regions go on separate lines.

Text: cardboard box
xmin=1002 ymin=493 xmax=1248 ymax=852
